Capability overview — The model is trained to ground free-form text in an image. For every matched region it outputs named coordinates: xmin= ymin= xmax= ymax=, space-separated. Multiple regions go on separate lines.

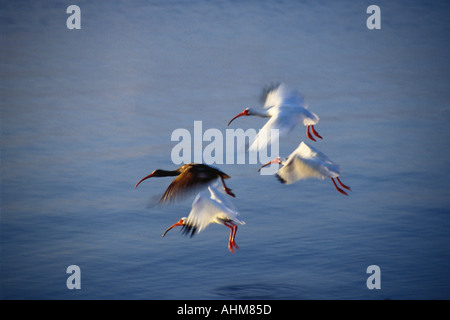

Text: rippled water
xmin=1 ymin=0 xmax=450 ymax=299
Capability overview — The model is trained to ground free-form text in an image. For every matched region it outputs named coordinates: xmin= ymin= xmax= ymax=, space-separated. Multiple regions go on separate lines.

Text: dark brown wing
xmin=159 ymin=164 xmax=225 ymax=204
xmin=192 ymin=164 xmax=231 ymax=181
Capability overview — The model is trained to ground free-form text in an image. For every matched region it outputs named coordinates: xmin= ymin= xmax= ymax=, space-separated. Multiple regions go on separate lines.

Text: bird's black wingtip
xmin=181 ymin=224 xmax=197 ymax=238
xmin=275 ymin=174 xmax=287 ymax=184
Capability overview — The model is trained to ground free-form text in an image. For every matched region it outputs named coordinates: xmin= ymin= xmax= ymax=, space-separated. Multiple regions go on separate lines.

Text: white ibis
xmin=258 ymin=141 xmax=351 ymax=196
xmin=162 ymin=185 xmax=245 ymax=253
xmin=227 ymin=83 xmax=322 ymax=151
xmin=135 ymin=163 xmax=235 ymax=204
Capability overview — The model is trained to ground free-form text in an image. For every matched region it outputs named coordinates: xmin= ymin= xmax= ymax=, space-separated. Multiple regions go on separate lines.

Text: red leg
xmin=224 ymin=222 xmax=236 ymax=253
xmin=311 ymin=125 xmax=323 ymax=139
xmin=221 ymin=177 xmax=235 ymax=197
xmin=230 ymin=223 xmax=239 ymax=250
xmin=331 ymin=178 xmax=348 ymax=196
xmin=224 ymin=222 xmax=239 ymax=253
xmin=336 ymin=177 xmax=350 ymax=190
xmin=306 ymin=125 xmax=316 ymax=141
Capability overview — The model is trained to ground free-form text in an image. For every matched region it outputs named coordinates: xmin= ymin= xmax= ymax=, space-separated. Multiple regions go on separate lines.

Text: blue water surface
xmin=1 ymin=0 xmax=450 ymax=299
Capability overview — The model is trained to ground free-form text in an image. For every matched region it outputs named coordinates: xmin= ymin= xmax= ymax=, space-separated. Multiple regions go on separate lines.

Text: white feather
xmin=263 ymin=83 xmax=307 ymax=109
xmin=248 ymin=84 xmax=319 ymax=151
xmin=277 ymin=141 xmax=341 ymax=184
xmin=249 ymin=105 xmax=319 ymax=151
xmin=185 ymin=185 xmax=244 ymax=234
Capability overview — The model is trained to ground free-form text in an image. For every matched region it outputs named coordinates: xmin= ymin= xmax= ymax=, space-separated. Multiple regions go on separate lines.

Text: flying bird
xmin=135 ymin=163 xmax=235 ymax=204
xmin=227 ymin=83 xmax=322 ymax=151
xmin=258 ymin=141 xmax=351 ymax=196
xmin=162 ymin=185 xmax=245 ymax=253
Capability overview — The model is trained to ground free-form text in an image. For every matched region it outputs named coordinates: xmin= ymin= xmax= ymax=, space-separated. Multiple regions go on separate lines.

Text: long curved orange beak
xmin=134 ymin=171 xmax=155 ymax=189
xmin=162 ymin=219 xmax=185 ymax=237
xmin=257 ymin=158 xmax=281 ymax=172
xmin=227 ymin=111 xmax=247 ymax=126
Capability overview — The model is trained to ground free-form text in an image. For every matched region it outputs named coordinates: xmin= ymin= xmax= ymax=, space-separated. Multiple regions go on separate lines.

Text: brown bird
xmin=135 ymin=163 xmax=235 ymax=204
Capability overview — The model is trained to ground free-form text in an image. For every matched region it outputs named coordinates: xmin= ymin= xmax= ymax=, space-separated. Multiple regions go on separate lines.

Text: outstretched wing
xmin=159 ymin=165 xmax=222 ymax=204
xmin=249 ymin=106 xmax=312 ymax=151
xmin=182 ymin=186 xmax=244 ymax=237
xmin=263 ymin=83 xmax=307 ymax=109
xmin=181 ymin=191 xmax=214 ymax=237
xmin=208 ymin=185 xmax=244 ymax=225
xmin=276 ymin=142 xmax=340 ymax=184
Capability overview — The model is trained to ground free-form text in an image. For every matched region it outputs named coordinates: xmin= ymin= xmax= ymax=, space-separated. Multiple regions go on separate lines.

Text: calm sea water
xmin=1 ymin=0 xmax=450 ymax=300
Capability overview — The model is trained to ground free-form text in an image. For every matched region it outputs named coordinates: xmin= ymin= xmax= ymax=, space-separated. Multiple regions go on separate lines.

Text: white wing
xmin=208 ymin=185 xmax=245 ymax=225
xmin=184 ymin=191 xmax=220 ymax=235
xmin=263 ymin=83 xmax=319 ymax=125
xmin=276 ymin=142 xmax=340 ymax=184
xmin=208 ymin=185 xmax=237 ymax=213
xmin=296 ymin=141 xmax=335 ymax=165
xmin=249 ymin=106 xmax=318 ymax=151
xmin=249 ymin=113 xmax=283 ymax=152
xmin=183 ymin=186 xmax=244 ymax=236
xmin=263 ymin=83 xmax=307 ymax=109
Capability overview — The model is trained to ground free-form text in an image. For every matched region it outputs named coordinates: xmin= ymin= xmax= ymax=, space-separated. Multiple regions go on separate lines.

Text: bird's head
xmin=162 ymin=217 xmax=187 ymax=237
xmin=135 ymin=169 xmax=179 ymax=189
xmin=135 ymin=170 xmax=159 ymax=188
xmin=227 ymin=108 xmax=251 ymax=126
xmin=257 ymin=157 xmax=284 ymax=172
